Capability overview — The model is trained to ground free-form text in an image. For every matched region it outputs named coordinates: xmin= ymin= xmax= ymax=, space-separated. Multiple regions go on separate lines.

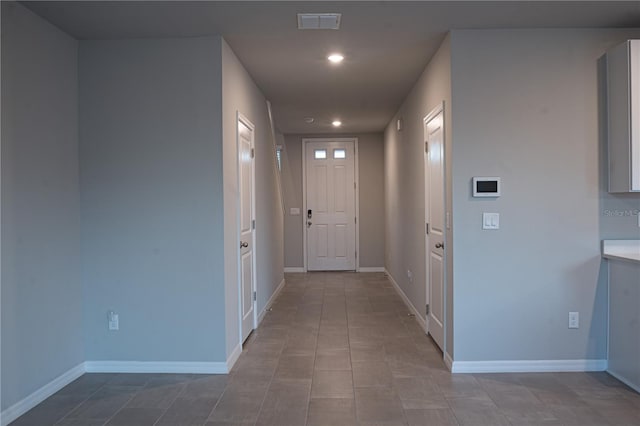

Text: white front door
xmin=424 ymin=104 xmax=445 ymax=351
xmin=238 ymin=114 xmax=256 ymax=342
xmin=305 ymin=140 xmax=356 ymax=271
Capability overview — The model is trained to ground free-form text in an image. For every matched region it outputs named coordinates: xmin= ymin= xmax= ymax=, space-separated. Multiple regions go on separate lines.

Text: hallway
xmin=10 ymin=272 xmax=640 ymax=426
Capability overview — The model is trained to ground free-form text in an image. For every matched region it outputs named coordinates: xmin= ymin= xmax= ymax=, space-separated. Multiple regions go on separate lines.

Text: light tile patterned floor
xmin=10 ymin=272 xmax=640 ymax=425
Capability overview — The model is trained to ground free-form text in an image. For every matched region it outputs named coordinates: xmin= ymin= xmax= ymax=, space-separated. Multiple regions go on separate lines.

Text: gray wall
xmin=79 ymin=37 xmax=227 ymax=362
xmin=221 ymin=39 xmax=284 ymax=357
xmin=282 ymin=133 xmax=385 ymax=269
xmin=449 ymin=29 xmax=640 ymax=362
xmin=384 ymin=36 xmax=453 ymax=356
xmin=1 ymin=2 xmax=83 ymax=410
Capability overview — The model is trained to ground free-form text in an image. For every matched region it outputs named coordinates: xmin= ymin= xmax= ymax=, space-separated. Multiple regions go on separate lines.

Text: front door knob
xmin=240 ymin=241 xmax=248 ymax=248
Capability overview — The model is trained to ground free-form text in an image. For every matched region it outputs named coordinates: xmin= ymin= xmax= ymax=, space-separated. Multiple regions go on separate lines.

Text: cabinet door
xmin=630 ymin=40 xmax=639 ymax=191
xmin=607 ymin=40 xmax=640 ymax=193
xmin=608 ymin=261 xmax=640 ymax=393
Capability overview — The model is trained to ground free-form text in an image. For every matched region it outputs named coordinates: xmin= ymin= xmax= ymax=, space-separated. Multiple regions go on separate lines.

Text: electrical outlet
xmin=108 ymin=311 xmax=119 ymax=331
xmin=569 ymin=312 xmax=579 ymax=329
xmin=407 ymin=270 xmax=413 ymax=282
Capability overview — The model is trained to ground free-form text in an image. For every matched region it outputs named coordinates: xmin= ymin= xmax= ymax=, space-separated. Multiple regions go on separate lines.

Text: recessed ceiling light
xmin=304 ymin=117 xmax=315 ymax=124
xmin=332 ymin=120 xmax=342 ymax=127
xmin=328 ymin=54 xmax=344 ymax=64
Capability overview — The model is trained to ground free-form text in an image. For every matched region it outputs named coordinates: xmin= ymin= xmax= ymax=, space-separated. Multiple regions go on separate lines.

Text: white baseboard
xmin=84 ymin=360 xmax=228 ymax=374
xmin=606 ymin=368 xmax=640 ymax=394
xmin=284 ymin=267 xmax=305 ymax=273
xmin=258 ymin=277 xmax=286 ymax=324
xmin=385 ymin=269 xmax=427 ymax=332
xmin=359 ymin=267 xmax=385 ymax=272
xmin=1 ymin=362 xmax=85 ymax=426
xmin=225 ymin=343 xmax=243 ymax=372
xmin=444 ymin=352 xmax=454 ymax=372
xmin=451 ymin=359 xmax=608 ymax=374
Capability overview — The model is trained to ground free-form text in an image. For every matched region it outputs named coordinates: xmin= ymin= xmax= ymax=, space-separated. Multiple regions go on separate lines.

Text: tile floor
xmin=9 ymin=272 xmax=640 ymax=426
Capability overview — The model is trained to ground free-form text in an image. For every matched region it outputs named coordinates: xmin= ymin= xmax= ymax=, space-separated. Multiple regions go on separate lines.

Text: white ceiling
xmin=23 ymin=1 xmax=640 ymax=134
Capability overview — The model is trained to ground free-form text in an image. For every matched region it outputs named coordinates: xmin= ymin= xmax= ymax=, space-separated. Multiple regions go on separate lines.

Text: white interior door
xmin=305 ymin=140 xmax=356 ymax=271
xmin=425 ymin=105 xmax=445 ymax=351
xmin=238 ymin=114 xmax=256 ymax=342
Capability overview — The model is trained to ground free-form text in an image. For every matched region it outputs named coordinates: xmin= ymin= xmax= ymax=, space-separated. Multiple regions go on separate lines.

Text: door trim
xmin=237 ymin=112 xmax=257 ymax=344
xmin=423 ymin=102 xmax=446 ymax=353
xmin=302 ymin=137 xmax=359 ymax=272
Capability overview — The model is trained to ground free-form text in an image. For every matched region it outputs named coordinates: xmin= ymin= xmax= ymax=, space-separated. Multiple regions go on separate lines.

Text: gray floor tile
xmin=404 ymin=408 xmax=459 ymax=426
xmin=106 ymin=374 xmax=153 ymax=386
xmin=354 ymin=387 xmax=407 ymax=425
xmin=10 ymin=394 xmax=87 ymax=426
xmin=207 ymin=385 xmax=267 ymax=424
xmin=125 ymin=382 xmax=184 ymax=409
xmin=350 ymin=341 xmax=386 ymax=363
xmin=499 ymin=407 xmax=563 ymax=426
xmin=393 ymin=377 xmax=448 ymax=409
xmin=156 ymin=396 xmax=219 ymax=426
xmin=104 ymin=407 xmax=164 ymax=425
xmin=311 ymin=370 xmax=354 ymax=399
xmin=315 ymin=349 xmax=351 ymax=370
xmin=446 ymin=396 xmax=511 ymax=426
xmin=255 ymin=379 xmax=310 ymax=426
xmin=55 ymin=374 xmax=111 ymax=398
xmin=64 ymin=385 xmax=140 ymax=421
xmin=352 ymin=361 xmax=393 ymax=388
xmin=274 ymin=354 xmax=315 ymax=380
xmin=548 ymin=404 xmax=616 ymax=426
xmin=181 ymin=375 xmax=230 ymax=399
xmin=55 ymin=419 xmax=106 ymax=426
xmin=307 ymin=398 xmax=357 ymax=426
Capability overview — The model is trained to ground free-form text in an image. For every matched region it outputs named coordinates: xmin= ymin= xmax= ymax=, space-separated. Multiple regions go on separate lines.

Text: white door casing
xmin=303 ymin=139 xmax=357 ymax=271
xmin=424 ymin=103 xmax=446 ymax=352
xmin=238 ymin=113 xmax=256 ymax=343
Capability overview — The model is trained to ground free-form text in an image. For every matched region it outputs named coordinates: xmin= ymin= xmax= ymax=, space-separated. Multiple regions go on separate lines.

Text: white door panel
xmin=305 ymin=140 xmax=356 ymax=271
xmin=425 ymin=106 xmax=446 ymax=352
xmin=238 ymin=114 xmax=256 ymax=343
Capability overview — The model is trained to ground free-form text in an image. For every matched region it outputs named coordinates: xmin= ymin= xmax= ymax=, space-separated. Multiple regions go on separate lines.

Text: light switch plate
xmin=482 ymin=213 xmax=500 ymax=230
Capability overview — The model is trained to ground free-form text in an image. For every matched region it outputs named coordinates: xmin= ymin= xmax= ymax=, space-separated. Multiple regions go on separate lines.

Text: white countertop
xmin=602 ymin=240 xmax=640 ymax=263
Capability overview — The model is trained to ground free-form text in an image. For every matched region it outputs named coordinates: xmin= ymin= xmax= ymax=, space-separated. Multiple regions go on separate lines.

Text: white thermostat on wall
xmin=472 ymin=177 xmax=501 ymax=197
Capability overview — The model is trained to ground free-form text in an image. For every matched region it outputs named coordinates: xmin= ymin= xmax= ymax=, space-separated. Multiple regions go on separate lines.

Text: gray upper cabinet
xmin=607 ymin=40 xmax=640 ymax=193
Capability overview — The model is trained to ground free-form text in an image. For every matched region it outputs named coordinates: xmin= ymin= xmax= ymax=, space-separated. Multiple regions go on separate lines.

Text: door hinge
xmin=426 ymin=304 xmax=430 ymax=315
xmin=252 ymin=219 xmax=256 ymax=230
xmin=355 ymin=251 xmax=358 ymax=259
xmin=426 ymin=223 xmax=430 ymax=234
xmin=354 ymin=217 xmax=357 ymax=224
xmin=354 ymin=182 xmax=356 ymax=190
xmin=251 ymin=148 xmax=255 ymax=158
xmin=425 ymin=141 xmax=429 ymax=153
xmin=253 ymin=291 xmax=257 ymax=301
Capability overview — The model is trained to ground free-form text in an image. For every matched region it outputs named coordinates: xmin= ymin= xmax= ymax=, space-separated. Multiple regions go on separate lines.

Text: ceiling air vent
xmin=297 ymin=13 xmax=341 ymax=30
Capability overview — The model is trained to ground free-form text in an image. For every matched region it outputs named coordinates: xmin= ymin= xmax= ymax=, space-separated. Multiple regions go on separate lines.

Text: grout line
xmin=97 ymin=377 xmax=148 ymax=425
xmin=152 ymin=379 xmax=190 ymax=426
xmin=52 ymin=375 xmax=115 ymax=426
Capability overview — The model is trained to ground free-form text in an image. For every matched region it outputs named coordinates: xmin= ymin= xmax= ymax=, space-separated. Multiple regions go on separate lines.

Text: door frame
xmin=302 ymin=137 xmax=359 ymax=272
xmin=423 ymin=102 xmax=447 ymax=351
xmin=237 ymin=111 xmax=257 ymax=343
